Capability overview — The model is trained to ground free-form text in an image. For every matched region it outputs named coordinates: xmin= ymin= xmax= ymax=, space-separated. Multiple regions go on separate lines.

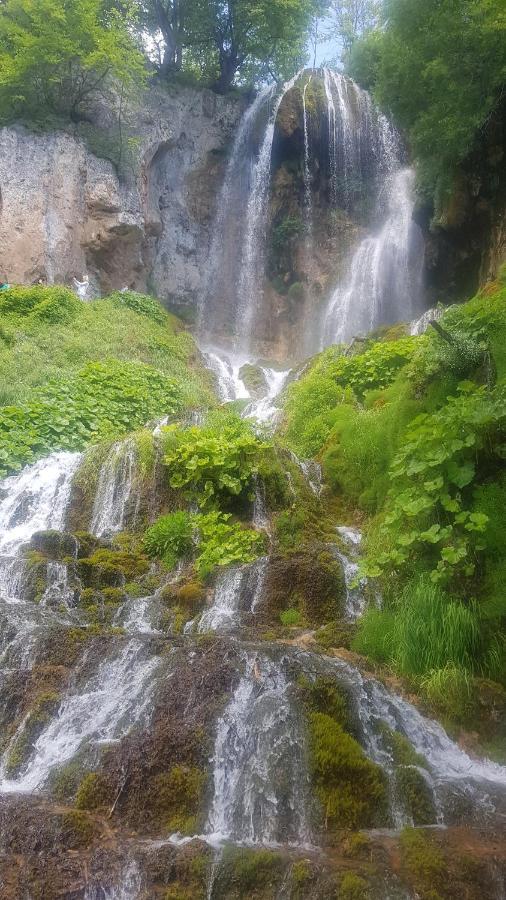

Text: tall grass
xmin=353 ymin=577 xmax=481 ymax=678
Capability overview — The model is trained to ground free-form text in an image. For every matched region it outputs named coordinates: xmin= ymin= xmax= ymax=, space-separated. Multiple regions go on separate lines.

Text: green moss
xmin=49 ymin=759 xmax=86 ymax=801
xmin=150 ymin=765 xmax=206 ymax=833
xmin=238 ymin=363 xmax=268 ymax=398
xmin=280 ymin=607 xmax=301 ymax=626
xmin=342 ymin=832 xmax=370 ymax=858
xmin=339 ymin=871 xmax=369 ymax=899
xmin=314 ymin=622 xmax=356 ymax=651
xmin=399 ymin=827 xmax=447 ymax=899
xmin=61 ymin=810 xmax=96 ymax=848
xmin=75 ymin=772 xmax=112 ymax=811
xmin=78 ymin=547 xmax=150 ymax=587
xmin=218 ymin=846 xmax=284 ymax=893
xmin=396 ymin=767 xmax=436 ymax=826
xmin=379 ymin=725 xmax=428 ymax=769
xmin=5 ymin=691 xmax=60 ymax=774
xmin=300 ymin=677 xmax=387 ymax=834
xmin=308 ymin=710 xmax=388 ymax=832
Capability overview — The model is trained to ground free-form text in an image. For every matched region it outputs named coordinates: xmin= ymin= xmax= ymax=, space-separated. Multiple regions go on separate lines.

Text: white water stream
xmin=90 ymin=437 xmax=138 ymax=537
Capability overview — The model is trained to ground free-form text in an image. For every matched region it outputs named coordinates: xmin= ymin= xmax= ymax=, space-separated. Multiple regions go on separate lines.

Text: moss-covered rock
xmin=300 ymin=677 xmax=389 ymax=836
xmin=399 ymin=827 xmax=447 ymax=899
xmin=239 ymin=363 xmax=269 ymax=399
xmin=5 ymin=691 xmax=60 ymax=775
xmin=29 ymin=530 xmax=78 ymax=560
xmin=75 ymin=772 xmax=113 ymax=811
xmin=150 ymin=765 xmax=206 ymax=833
xmin=77 ymin=547 xmax=150 ymax=588
xmin=259 ymin=547 xmax=345 ymax=626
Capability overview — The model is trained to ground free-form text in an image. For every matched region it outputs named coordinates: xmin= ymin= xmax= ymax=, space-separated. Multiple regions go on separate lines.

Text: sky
xmin=311 ymin=14 xmax=343 ymax=68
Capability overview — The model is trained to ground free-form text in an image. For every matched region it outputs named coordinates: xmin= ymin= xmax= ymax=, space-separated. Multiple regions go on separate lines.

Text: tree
xmin=140 ymin=0 xmax=322 ymax=91
xmin=346 ymin=0 xmax=506 ymax=198
xmin=0 ymin=0 xmax=146 ymax=125
xmin=329 ymin=0 xmax=380 ymax=52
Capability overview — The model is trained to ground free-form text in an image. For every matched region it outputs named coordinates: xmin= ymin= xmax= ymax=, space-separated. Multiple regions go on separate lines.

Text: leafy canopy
xmin=346 ymin=0 xmax=506 ymax=198
xmin=0 ymin=0 xmax=145 ymax=124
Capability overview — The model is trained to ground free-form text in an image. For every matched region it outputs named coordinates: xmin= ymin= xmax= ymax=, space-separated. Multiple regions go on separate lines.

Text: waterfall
xmin=301 ymin=652 xmax=506 ymax=824
xmin=205 ymin=651 xmax=312 ymax=846
xmin=322 ymin=167 xmax=424 ymax=345
xmin=302 ymin=75 xmax=313 ymax=246
xmin=235 ymin=71 xmax=303 ymax=350
xmin=0 ymin=638 xmax=160 ymax=792
xmin=0 ymin=451 xmax=81 ymax=601
xmin=40 ymin=561 xmax=77 ymax=609
xmin=335 ymin=526 xmax=366 ymax=621
xmin=252 ymin=476 xmax=269 ymax=532
xmin=84 ymin=860 xmax=143 ymax=900
xmin=90 ymin=438 xmax=138 ymax=538
xmin=198 ymin=568 xmax=245 ymax=633
xmin=199 ymin=85 xmax=275 ymax=339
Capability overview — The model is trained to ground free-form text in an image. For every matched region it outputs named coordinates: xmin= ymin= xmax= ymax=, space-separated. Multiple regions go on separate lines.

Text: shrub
xmin=280 ymin=607 xmax=301 ymax=626
xmin=0 ymin=359 xmax=183 ymax=475
xmin=163 ymin=419 xmax=265 ymax=508
xmin=143 ymin=511 xmax=194 ymax=569
xmin=194 ymin=512 xmax=265 ymax=580
xmin=364 ymin=383 xmax=506 ymax=583
xmin=109 ymin=290 xmax=168 ymax=325
xmin=0 ymin=285 xmax=81 ymax=324
xmin=339 ymin=872 xmax=369 ymax=900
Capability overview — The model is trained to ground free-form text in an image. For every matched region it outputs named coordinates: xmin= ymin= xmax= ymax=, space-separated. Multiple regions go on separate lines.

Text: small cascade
xmin=323 ymin=69 xmax=337 ymax=206
xmin=84 ymin=859 xmax=143 ymax=900
xmin=410 ymin=304 xmax=445 ymax=335
xmin=322 ymin=167 xmax=424 ymax=345
xmin=313 ymin=653 xmax=506 ymax=824
xmin=0 ymin=451 xmax=81 ymax=600
xmin=40 ymin=560 xmax=77 ymax=609
xmin=198 ymin=568 xmax=245 ymax=633
xmin=205 ymin=651 xmax=312 ymax=846
xmin=252 ymin=475 xmax=269 ymax=533
xmin=288 ymin=451 xmax=322 ymax=497
xmin=249 ymin=555 xmax=269 ymax=614
xmin=243 ymin=366 xmax=291 ymax=426
xmin=202 ymin=349 xmax=250 ymax=403
xmin=90 ymin=438 xmax=138 ymax=538
xmin=235 ymin=70 xmax=303 ymax=349
xmin=0 ymin=638 xmax=160 ymax=792
xmin=335 ymin=525 xmax=366 ymax=621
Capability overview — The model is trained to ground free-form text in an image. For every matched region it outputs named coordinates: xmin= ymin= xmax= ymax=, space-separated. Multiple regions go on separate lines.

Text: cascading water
xmin=334 ymin=525 xmax=366 ymax=621
xmin=235 ymin=71 xmax=303 ymax=351
xmin=302 ymin=74 xmax=313 ymax=248
xmin=0 ymin=638 xmax=161 ymax=792
xmin=322 ymin=167 xmax=425 ymax=345
xmin=198 ymin=85 xmax=275 ymax=341
xmin=205 ymin=650 xmax=312 ymax=846
xmin=0 ymin=451 xmax=81 ymax=601
xmin=90 ymin=438 xmax=138 ymax=538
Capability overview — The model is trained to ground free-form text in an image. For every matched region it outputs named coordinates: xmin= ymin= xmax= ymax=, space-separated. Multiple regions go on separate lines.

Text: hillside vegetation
xmin=282 ymin=275 xmax=506 ymax=737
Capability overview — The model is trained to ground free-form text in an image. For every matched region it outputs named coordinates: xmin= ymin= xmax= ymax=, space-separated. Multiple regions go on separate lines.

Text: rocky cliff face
xmin=0 ymin=86 xmax=243 ymax=314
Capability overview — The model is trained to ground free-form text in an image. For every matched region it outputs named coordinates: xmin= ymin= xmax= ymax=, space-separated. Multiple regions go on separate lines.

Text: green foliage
xmin=339 ymin=872 xmax=369 ymax=900
xmin=283 ymin=338 xmax=415 ymax=458
xmin=0 ymin=285 xmax=81 ymax=324
xmin=347 ymin=0 xmax=506 ymax=200
xmin=143 ymin=511 xmax=194 ymax=569
xmin=353 ymin=577 xmax=481 ymax=680
xmin=365 ymin=383 xmax=506 ymax=583
xmin=0 ymin=359 xmax=183 ymax=475
xmin=193 ymin=512 xmax=265 ymax=580
xmin=280 ymin=607 xmax=301 ymax=626
xmin=0 ymin=0 xmax=145 ymax=125
xmin=420 ymin=665 xmax=474 ymax=723
xmin=109 ymin=290 xmax=168 ymax=325
xmin=151 ymin=765 xmax=206 ymax=833
xmin=163 ymin=419 xmax=265 ymax=508
xmin=399 ymin=828 xmax=446 ymax=899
